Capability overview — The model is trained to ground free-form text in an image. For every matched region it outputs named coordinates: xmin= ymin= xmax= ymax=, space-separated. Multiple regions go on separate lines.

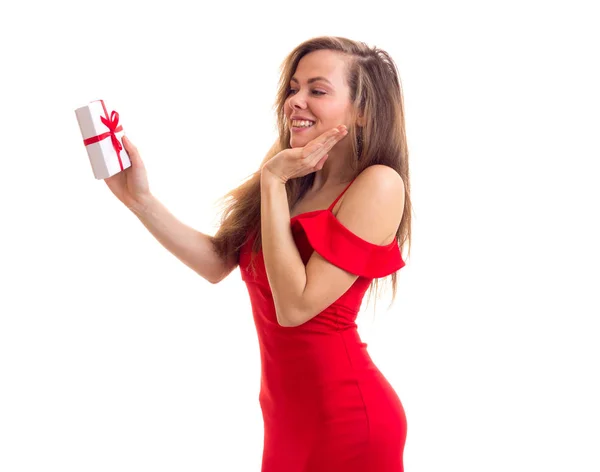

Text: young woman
xmin=107 ymin=36 xmax=412 ymax=472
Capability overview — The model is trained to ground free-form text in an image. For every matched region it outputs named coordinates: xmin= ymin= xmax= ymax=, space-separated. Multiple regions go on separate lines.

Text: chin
xmin=290 ymin=132 xmax=313 ymax=148
xmin=289 ymin=137 xmax=305 ymax=148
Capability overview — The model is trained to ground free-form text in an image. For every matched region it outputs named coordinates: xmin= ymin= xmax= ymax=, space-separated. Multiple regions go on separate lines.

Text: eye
xmin=287 ymin=88 xmax=326 ymax=96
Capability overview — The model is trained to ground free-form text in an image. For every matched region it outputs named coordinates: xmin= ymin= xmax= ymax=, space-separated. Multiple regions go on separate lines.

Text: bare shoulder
xmin=355 ymin=164 xmax=405 ymax=196
xmin=335 ymin=165 xmax=405 ymax=245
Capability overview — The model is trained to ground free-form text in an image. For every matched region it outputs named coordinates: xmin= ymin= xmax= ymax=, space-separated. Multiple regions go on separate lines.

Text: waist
xmin=259 ymin=329 xmax=377 ymax=388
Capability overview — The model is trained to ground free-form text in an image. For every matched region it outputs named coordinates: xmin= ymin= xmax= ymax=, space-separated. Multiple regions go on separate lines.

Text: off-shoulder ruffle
xmin=291 ymin=210 xmax=405 ymax=278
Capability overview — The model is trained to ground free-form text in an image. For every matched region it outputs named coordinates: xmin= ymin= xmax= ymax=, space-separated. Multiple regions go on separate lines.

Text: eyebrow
xmin=290 ymin=76 xmax=333 ymax=86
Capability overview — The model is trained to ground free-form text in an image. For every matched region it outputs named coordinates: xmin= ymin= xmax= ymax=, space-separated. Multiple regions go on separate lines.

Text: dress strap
xmin=327 ymin=178 xmax=357 ymax=212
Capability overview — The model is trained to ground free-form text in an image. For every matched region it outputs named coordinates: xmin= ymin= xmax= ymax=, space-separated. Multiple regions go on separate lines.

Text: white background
xmin=1 ymin=0 xmax=598 ymax=471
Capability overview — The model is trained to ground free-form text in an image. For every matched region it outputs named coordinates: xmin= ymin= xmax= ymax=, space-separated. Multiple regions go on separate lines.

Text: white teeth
xmin=291 ymin=120 xmax=314 ymax=128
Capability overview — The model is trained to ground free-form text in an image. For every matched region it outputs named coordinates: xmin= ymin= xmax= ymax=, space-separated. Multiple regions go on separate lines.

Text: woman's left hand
xmin=261 ymin=125 xmax=348 ymax=184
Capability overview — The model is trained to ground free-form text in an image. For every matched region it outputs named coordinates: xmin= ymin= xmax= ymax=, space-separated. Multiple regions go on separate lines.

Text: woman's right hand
xmin=105 ymin=136 xmax=151 ymax=210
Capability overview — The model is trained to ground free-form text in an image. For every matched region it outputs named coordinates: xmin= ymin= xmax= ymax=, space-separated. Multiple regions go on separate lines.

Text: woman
xmin=108 ymin=36 xmax=412 ymax=471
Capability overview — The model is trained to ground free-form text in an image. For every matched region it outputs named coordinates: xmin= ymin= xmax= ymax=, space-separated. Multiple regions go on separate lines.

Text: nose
xmin=288 ymin=92 xmax=307 ymax=110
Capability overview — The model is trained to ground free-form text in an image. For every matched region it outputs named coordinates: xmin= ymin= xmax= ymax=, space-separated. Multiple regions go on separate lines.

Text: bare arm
xmin=129 ymin=195 xmax=238 ymax=284
xmin=261 ymin=165 xmax=404 ymax=327
xmin=106 ymin=136 xmax=237 ymax=284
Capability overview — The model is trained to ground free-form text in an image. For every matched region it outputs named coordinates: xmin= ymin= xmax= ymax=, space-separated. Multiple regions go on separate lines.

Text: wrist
xmin=261 ymin=167 xmax=287 ymax=186
xmin=128 ymin=193 xmax=156 ymax=217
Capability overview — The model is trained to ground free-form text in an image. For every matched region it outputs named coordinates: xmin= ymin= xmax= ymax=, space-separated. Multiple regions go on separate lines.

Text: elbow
xmin=278 ymin=318 xmax=299 ymax=328
xmin=205 ymin=259 xmax=238 ymax=285
xmin=276 ymin=307 xmax=308 ymax=328
xmin=276 ymin=309 xmax=294 ymax=327
xmin=274 ymin=292 xmax=312 ymax=327
xmin=276 ymin=308 xmax=297 ymax=327
xmin=199 ymin=270 xmax=223 ymax=285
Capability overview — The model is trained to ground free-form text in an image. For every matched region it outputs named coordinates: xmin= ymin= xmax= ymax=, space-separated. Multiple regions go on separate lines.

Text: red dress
xmin=239 ymin=179 xmax=407 ymax=472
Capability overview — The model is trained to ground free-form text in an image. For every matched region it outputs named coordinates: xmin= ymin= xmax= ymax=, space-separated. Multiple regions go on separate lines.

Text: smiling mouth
xmin=291 ymin=119 xmax=315 ymax=129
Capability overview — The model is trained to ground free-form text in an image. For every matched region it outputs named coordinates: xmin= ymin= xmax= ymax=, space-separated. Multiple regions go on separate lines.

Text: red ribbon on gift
xmin=82 ymin=100 xmax=125 ymax=171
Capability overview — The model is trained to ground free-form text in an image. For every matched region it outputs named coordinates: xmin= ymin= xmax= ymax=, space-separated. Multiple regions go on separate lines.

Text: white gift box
xmin=75 ymin=99 xmax=131 ymax=180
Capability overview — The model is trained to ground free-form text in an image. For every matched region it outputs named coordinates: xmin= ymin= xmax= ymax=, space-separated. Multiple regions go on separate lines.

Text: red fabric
xmin=291 ymin=209 xmax=405 ymax=278
xmin=239 ymin=181 xmax=407 ymax=471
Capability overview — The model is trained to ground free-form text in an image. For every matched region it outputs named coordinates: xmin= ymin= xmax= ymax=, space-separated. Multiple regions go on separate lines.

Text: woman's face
xmin=284 ymin=49 xmax=355 ymax=149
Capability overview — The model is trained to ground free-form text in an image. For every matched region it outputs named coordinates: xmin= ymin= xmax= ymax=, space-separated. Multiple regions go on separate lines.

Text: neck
xmin=311 ymin=147 xmax=355 ymax=190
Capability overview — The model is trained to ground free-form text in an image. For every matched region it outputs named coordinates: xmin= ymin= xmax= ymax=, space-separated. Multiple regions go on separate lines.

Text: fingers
xmin=314 ymin=126 xmax=346 ymax=147
xmin=307 ymin=125 xmax=347 ymax=148
xmin=315 ymin=153 xmax=328 ymax=170
xmin=306 ymin=125 xmax=348 ymax=163
xmin=324 ymin=124 xmax=346 ymax=137
xmin=323 ymin=125 xmax=348 ymax=148
xmin=122 ymin=135 xmax=142 ymax=166
xmin=122 ymin=135 xmax=135 ymax=153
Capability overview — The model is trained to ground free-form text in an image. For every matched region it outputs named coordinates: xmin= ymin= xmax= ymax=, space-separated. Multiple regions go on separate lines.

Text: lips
xmin=290 ymin=115 xmax=315 ymax=122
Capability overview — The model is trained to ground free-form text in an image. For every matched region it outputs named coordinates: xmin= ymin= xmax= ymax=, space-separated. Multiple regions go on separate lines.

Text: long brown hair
xmin=212 ymin=36 xmax=412 ymax=308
